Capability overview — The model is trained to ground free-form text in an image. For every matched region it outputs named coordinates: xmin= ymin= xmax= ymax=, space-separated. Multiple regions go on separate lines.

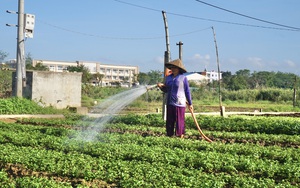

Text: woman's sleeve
xmin=184 ymin=77 xmax=192 ymax=105
xmin=160 ymin=77 xmax=168 ymax=93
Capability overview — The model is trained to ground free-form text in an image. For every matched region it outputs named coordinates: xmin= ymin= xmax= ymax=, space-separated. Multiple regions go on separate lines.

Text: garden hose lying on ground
xmin=187 ymin=104 xmax=213 ymax=143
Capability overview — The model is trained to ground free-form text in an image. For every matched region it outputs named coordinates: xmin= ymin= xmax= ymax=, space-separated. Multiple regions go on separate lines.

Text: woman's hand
xmin=186 ymin=102 xmax=193 ymax=112
xmin=157 ymin=82 xmax=164 ymax=88
xmin=157 ymin=82 xmax=167 ymax=92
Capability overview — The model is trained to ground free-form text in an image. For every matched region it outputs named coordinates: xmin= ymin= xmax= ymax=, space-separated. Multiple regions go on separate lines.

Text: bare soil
xmin=1 ymin=163 xmax=116 ymax=187
xmin=103 ymin=128 xmax=299 ymax=148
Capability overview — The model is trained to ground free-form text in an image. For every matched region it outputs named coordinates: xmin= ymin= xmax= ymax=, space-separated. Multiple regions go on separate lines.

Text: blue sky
xmin=1 ymin=0 xmax=299 ymax=74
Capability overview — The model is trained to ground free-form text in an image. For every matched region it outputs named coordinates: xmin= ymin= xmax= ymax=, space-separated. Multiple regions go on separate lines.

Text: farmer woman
xmin=157 ymin=59 xmax=193 ymax=138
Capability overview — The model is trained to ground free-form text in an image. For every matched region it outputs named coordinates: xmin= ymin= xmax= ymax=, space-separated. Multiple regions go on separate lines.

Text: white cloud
xmin=137 ymin=56 xmax=164 ymax=72
xmin=285 ymin=60 xmax=296 ymax=67
xmin=247 ymin=57 xmax=264 ymax=68
xmin=227 ymin=58 xmax=239 ymax=65
xmin=153 ymin=56 xmax=164 ymax=64
xmin=184 ymin=53 xmax=211 ymax=72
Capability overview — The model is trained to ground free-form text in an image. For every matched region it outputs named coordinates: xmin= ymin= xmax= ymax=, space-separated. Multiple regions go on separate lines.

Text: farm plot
xmin=0 ymin=114 xmax=299 ymax=187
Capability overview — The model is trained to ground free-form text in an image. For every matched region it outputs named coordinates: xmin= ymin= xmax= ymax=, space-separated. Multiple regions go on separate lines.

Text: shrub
xmin=0 ymin=97 xmax=61 ymax=114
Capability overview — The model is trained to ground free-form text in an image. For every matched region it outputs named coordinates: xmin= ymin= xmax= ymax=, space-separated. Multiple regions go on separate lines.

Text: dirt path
xmin=0 ymin=114 xmax=65 ymax=123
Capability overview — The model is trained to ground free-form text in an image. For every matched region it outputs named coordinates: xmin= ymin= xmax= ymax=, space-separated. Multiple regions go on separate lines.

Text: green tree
xmin=272 ymin=72 xmax=297 ymax=89
xmin=250 ymin=71 xmax=275 ymax=88
xmin=221 ymin=71 xmax=232 ymax=88
xmin=227 ymin=75 xmax=248 ymax=90
xmin=236 ymin=69 xmax=250 ymax=88
xmin=24 ymin=53 xmax=49 ymax=71
xmin=0 ymin=50 xmax=8 ymax=62
xmin=25 ymin=52 xmax=33 ymax=65
xmin=68 ymin=64 xmax=91 ymax=84
xmin=0 ymin=51 xmax=12 ymax=97
xmin=136 ymin=70 xmax=163 ymax=85
xmin=236 ymin=69 xmax=251 ymax=78
xmin=93 ymin=72 xmax=104 ymax=86
xmin=32 ymin=63 xmax=49 ymax=71
xmin=137 ymin=72 xmax=150 ymax=85
xmin=148 ymin=70 xmax=163 ymax=85
xmin=0 ymin=70 xmax=12 ymax=97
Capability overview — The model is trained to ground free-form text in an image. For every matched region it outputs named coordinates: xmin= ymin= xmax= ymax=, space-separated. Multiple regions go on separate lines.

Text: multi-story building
xmin=32 ymin=59 xmax=139 ymax=87
xmin=0 ymin=59 xmax=17 ymax=70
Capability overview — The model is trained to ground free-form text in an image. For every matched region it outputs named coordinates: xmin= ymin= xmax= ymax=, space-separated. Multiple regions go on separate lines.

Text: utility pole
xmin=162 ymin=11 xmax=170 ymax=120
xmin=162 ymin=11 xmax=170 ymax=77
xmin=293 ymin=76 xmax=297 ymax=107
xmin=15 ymin=0 xmax=25 ymax=97
xmin=7 ymin=0 xmax=34 ymax=97
xmin=176 ymin=41 xmax=183 ymax=60
xmin=212 ymin=27 xmax=224 ymax=116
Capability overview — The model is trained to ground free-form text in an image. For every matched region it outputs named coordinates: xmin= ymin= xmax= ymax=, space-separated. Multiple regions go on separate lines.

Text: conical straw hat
xmin=165 ymin=59 xmax=187 ymax=73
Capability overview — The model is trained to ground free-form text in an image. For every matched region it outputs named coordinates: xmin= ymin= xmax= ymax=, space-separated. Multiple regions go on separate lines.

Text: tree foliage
xmin=138 ymin=69 xmax=299 ymax=90
xmin=67 ymin=64 xmax=92 ymax=84
xmin=137 ymin=70 xmax=163 ymax=85
xmin=137 ymin=72 xmax=150 ymax=85
xmin=26 ymin=62 xmax=49 ymax=71
xmin=24 ymin=53 xmax=49 ymax=71
xmin=221 ymin=69 xmax=299 ymax=90
xmin=0 ymin=70 xmax=12 ymax=97
xmin=0 ymin=50 xmax=8 ymax=62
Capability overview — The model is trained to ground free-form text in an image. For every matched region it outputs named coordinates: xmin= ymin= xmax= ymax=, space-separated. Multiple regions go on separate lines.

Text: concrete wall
xmin=14 ymin=71 xmax=82 ymax=109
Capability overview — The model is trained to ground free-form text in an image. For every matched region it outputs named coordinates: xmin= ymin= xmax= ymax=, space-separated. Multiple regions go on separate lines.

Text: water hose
xmin=146 ymin=84 xmax=158 ymax=91
xmin=187 ymin=105 xmax=213 ymax=143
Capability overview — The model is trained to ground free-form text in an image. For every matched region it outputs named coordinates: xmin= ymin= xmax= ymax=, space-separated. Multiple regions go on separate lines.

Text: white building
xmin=184 ymin=72 xmax=208 ymax=85
xmin=0 ymin=59 xmax=17 ymax=70
xmin=200 ymin=70 xmax=222 ymax=83
xmin=32 ymin=59 xmax=139 ymax=87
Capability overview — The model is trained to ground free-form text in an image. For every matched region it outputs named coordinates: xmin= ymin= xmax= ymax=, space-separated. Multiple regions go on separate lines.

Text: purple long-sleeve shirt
xmin=164 ymin=73 xmax=192 ymax=107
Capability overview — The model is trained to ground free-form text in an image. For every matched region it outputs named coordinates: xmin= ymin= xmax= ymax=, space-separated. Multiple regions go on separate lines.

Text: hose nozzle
xmin=146 ymin=84 xmax=157 ymax=91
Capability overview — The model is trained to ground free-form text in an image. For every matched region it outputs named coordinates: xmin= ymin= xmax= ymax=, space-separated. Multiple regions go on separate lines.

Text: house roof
xmin=184 ymin=72 xmax=208 ymax=81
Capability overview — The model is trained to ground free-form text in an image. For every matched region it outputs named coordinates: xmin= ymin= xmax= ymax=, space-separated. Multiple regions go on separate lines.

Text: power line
xmin=166 ymin=12 xmax=299 ymax=31
xmin=113 ymin=0 xmax=161 ymax=13
xmin=37 ymin=19 xmax=163 ymax=40
xmin=194 ymin=0 xmax=300 ymax=30
xmin=34 ymin=0 xmax=300 ymax=40
xmin=114 ymin=0 xmax=299 ymax=31
xmin=37 ymin=19 xmax=210 ymax=40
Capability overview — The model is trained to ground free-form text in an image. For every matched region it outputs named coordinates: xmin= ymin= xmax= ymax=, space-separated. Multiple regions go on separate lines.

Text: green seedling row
xmin=0 ymin=114 xmax=299 ymax=187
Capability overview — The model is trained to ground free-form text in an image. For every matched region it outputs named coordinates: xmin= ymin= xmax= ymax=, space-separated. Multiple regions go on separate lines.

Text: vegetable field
xmin=0 ymin=114 xmax=299 ymax=187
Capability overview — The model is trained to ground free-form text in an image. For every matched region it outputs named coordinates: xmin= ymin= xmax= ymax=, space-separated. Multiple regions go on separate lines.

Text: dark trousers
xmin=166 ymin=105 xmax=185 ymax=137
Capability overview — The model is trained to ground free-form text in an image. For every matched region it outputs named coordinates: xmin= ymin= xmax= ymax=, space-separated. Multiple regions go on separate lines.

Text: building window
xmin=100 ymin=68 xmax=105 ymax=73
xmin=49 ymin=65 xmax=55 ymax=71
xmin=57 ymin=66 xmax=63 ymax=71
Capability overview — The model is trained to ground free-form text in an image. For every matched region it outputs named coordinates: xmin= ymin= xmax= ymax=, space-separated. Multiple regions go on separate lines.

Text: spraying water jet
xmin=75 ymin=85 xmax=156 ymax=142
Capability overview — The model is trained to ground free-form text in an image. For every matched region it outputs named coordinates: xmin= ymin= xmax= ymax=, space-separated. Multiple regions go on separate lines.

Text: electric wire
xmin=37 ymin=19 xmax=164 ymax=40
xmin=37 ymin=19 xmax=211 ymax=40
xmin=113 ymin=0 xmax=161 ymax=13
xmin=114 ymin=0 xmax=299 ymax=32
xmin=194 ymin=0 xmax=300 ymax=31
xmin=166 ymin=11 xmax=299 ymax=31
xmin=32 ymin=0 xmax=300 ymax=41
